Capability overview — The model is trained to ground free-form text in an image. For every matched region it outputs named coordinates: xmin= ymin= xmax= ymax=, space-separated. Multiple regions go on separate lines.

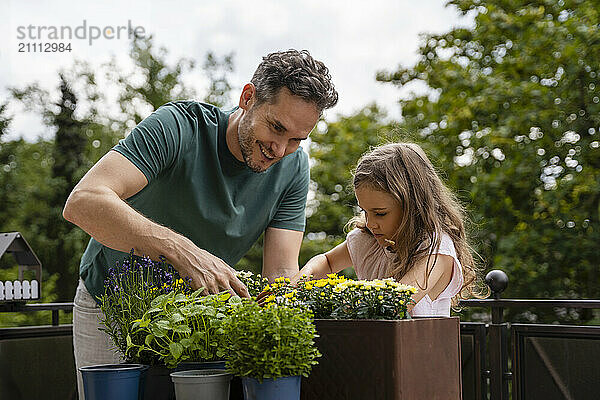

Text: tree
xmin=110 ymin=35 xmax=197 ymax=125
xmin=203 ymin=52 xmax=235 ymax=108
xmin=0 ymin=102 xmax=10 ymax=141
xmin=6 ymin=75 xmax=91 ymax=300
xmin=377 ymin=0 xmax=600 ymax=320
xmin=0 ymin=102 xmax=14 ymax=230
xmin=45 ymin=75 xmax=90 ymax=300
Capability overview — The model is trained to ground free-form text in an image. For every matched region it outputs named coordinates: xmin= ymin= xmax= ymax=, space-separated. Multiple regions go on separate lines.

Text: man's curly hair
xmin=251 ymin=49 xmax=338 ymax=113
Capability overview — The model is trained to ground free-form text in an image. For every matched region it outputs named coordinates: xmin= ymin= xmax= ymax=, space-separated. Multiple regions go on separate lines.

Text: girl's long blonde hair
xmin=349 ymin=143 xmax=489 ymax=304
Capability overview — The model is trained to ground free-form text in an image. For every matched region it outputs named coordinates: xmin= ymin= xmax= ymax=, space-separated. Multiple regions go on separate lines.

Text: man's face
xmin=238 ymin=88 xmax=320 ymax=173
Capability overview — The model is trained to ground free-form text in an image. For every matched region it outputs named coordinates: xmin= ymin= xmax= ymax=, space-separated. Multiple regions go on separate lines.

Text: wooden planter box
xmin=301 ymin=317 xmax=462 ymax=400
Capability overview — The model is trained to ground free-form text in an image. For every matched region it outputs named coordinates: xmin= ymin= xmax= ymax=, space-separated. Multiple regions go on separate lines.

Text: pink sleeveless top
xmin=346 ymin=229 xmax=464 ymax=317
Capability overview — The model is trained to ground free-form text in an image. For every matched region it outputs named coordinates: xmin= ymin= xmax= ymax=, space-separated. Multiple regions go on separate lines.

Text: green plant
xmin=327 ymin=278 xmax=416 ymax=319
xmin=99 ymin=251 xmax=191 ymax=365
xmin=127 ymin=289 xmax=237 ymax=368
xmin=222 ymin=300 xmax=320 ymax=381
xmin=235 ymin=270 xmax=269 ymax=298
xmin=264 ymin=274 xmax=416 ymax=319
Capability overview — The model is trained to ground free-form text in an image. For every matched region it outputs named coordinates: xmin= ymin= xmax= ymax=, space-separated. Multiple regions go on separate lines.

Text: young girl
xmin=293 ymin=143 xmax=488 ymax=316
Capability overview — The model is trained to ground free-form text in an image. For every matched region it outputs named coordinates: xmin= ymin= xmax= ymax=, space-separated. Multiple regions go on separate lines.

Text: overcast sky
xmin=0 ymin=0 xmax=472 ymax=141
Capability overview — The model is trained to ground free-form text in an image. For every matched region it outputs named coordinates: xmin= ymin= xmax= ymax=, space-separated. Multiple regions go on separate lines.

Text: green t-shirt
xmin=79 ymin=101 xmax=309 ymax=301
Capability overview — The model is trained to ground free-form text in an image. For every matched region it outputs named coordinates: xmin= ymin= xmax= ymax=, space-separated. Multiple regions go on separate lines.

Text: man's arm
xmin=63 ymin=150 xmax=249 ymax=297
xmin=262 ymin=227 xmax=304 ymax=281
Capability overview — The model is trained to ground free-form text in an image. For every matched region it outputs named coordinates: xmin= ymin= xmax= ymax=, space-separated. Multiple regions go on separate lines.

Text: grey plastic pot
xmin=170 ymin=369 xmax=232 ymax=400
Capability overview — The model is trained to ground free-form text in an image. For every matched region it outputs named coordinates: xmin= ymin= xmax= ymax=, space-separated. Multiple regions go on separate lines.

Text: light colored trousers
xmin=73 ymin=279 xmax=122 ymax=400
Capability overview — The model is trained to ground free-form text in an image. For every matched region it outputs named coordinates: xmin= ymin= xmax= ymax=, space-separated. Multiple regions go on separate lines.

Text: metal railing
xmin=0 ymin=302 xmax=73 ymax=326
xmin=0 ymin=303 xmax=76 ymax=400
xmin=1 ymin=271 xmax=599 ymax=399
xmin=458 ymin=270 xmax=600 ymax=400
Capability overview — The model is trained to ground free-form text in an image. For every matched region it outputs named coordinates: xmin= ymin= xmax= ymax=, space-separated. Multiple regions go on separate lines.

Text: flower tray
xmin=301 ymin=317 xmax=462 ymax=399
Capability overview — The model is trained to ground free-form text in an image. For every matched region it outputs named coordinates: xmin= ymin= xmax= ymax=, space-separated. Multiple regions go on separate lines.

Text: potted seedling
xmin=222 ymin=300 xmax=320 ymax=400
xmin=127 ymin=289 xmax=237 ymax=399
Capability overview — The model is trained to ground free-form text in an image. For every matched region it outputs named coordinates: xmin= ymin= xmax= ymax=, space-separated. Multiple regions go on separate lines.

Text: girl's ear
xmin=238 ymin=83 xmax=256 ymax=110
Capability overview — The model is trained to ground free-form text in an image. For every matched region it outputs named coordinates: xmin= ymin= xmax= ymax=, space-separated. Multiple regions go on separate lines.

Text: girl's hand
xmin=291 ymin=267 xmax=314 ymax=286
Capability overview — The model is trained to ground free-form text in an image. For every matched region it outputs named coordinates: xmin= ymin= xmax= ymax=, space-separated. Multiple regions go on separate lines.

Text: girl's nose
xmin=366 ymin=216 xmax=377 ymax=230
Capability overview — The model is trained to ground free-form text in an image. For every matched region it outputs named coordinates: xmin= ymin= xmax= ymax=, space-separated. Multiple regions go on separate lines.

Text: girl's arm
xmin=291 ymin=241 xmax=352 ymax=284
xmin=399 ymin=254 xmax=454 ymax=312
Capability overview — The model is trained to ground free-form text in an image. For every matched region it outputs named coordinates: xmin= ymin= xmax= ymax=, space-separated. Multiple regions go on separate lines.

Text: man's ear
xmin=238 ymin=83 xmax=256 ymax=110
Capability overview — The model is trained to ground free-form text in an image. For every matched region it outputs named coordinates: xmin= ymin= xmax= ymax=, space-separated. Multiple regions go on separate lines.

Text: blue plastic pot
xmin=79 ymin=363 xmax=149 ymax=400
xmin=242 ymin=375 xmax=301 ymax=400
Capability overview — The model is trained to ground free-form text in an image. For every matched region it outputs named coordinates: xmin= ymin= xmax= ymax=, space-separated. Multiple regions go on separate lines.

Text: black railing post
xmin=486 ymin=270 xmax=509 ymax=400
xmin=52 ymin=309 xmax=59 ymax=326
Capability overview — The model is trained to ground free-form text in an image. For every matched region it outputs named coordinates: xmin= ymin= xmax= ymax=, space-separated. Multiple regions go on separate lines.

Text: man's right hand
xmin=170 ymin=236 xmax=250 ymax=297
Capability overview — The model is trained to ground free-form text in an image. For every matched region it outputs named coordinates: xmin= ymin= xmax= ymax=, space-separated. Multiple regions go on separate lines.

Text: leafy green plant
xmin=127 ymin=289 xmax=237 ymax=368
xmin=99 ymin=251 xmax=191 ymax=365
xmin=222 ymin=300 xmax=320 ymax=381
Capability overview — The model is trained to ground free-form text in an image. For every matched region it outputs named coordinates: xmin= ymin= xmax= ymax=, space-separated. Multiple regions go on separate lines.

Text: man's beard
xmin=238 ymin=110 xmax=277 ymax=173
xmin=238 ymin=115 xmax=263 ymax=173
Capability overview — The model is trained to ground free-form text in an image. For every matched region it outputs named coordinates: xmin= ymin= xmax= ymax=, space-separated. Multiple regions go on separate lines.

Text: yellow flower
xmin=378 ymin=295 xmax=384 ymax=300
xmin=315 ymin=280 xmax=327 ymax=288
xmin=265 ymin=294 xmax=276 ymax=303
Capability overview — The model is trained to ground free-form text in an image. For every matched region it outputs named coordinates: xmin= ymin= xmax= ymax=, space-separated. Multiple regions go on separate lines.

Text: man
xmin=63 ymin=49 xmax=337 ymax=397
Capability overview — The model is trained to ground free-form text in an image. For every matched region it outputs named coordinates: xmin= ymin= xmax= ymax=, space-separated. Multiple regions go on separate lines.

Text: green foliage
xmin=203 ymin=52 xmax=235 ymax=107
xmin=0 ymin=134 xmax=85 ymax=318
xmin=128 ymin=290 xmax=235 ymax=368
xmin=99 ymin=253 xmax=192 ymax=364
xmin=376 ymin=0 xmax=600 ymax=321
xmin=264 ymin=274 xmax=416 ymax=320
xmin=235 ymin=270 xmax=269 ymax=298
xmin=0 ymin=101 xmax=11 ymax=141
xmin=110 ymin=35 xmax=197 ymax=124
xmin=222 ymin=301 xmax=320 ymax=381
